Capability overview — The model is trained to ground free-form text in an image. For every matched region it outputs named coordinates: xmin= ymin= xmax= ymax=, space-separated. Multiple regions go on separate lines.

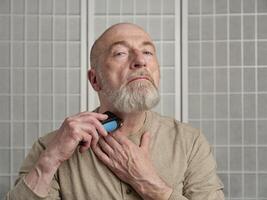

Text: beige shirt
xmin=6 ymin=111 xmax=224 ymax=200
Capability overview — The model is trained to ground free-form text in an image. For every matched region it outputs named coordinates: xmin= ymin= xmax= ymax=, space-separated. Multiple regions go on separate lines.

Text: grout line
xmin=255 ymin=0 xmax=259 ymax=197
xmin=66 ymin=0 xmax=69 ymax=119
xmin=181 ymin=0 xmax=188 ymax=122
xmin=199 ymin=0 xmax=202 ymax=131
xmin=38 ymin=0 xmax=41 ymax=138
xmin=106 ymin=0 xmax=109 ymax=26
xmin=119 ymin=0 xmax=122 ymax=22
xmin=9 ymin=0 xmax=14 ymax=187
xmin=52 ymin=0 xmax=55 ymax=130
xmin=241 ymin=0 xmax=245 ymax=198
xmin=188 ymin=38 xmax=267 ymax=42
xmin=133 ymin=0 xmax=136 ymax=23
xmin=188 ymin=12 xmax=267 ymax=17
xmin=213 ymin=0 xmax=217 ymax=158
xmin=80 ymin=0 xmax=88 ymax=111
xmin=160 ymin=0 xmax=164 ymax=116
xmin=226 ymin=0 xmax=231 ymax=197
xmin=24 ymin=0 xmax=28 ymax=159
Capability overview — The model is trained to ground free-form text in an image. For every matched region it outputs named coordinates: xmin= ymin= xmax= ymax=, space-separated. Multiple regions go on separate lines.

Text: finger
xmin=92 ymin=144 xmax=111 ymax=166
xmin=140 ymin=131 xmax=151 ymax=152
xmin=79 ymin=134 xmax=92 ymax=153
xmin=80 ymin=124 xmax=99 ymax=148
xmin=78 ymin=115 xmax=108 ymax=137
xmin=98 ymin=137 xmax=114 ymax=156
xmin=78 ymin=112 xmax=108 ymax=121
xmin=104 ymin=135 xmax=124 ymax=150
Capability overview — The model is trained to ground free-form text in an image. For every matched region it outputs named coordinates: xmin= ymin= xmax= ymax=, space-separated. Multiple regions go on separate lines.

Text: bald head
xmin=90 ymin=23 xmax=153 ymax=70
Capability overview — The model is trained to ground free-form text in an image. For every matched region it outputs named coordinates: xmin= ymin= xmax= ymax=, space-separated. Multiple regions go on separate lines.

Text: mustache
xmin=126 ymin=70 xmax=155 ymax=85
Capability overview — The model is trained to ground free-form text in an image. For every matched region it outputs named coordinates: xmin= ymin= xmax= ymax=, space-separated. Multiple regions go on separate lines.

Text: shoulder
xmin=150 ymin=111 xmax=206 ymax=152
xmin=150 ymin=111 xmax=200 ymax=138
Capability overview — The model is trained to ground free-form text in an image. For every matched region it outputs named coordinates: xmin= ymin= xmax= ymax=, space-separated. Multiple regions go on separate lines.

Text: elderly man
xmin=6 ymin=23 xmax=224 ymax=200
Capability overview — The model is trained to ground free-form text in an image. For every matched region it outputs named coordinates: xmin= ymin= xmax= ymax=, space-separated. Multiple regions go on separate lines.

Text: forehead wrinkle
xmin=108 ymin=40 xmax=156 ymax=53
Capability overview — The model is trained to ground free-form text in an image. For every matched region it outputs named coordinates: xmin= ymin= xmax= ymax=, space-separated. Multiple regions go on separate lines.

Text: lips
xmin=127 ymin=76 xmax=151 ymax=84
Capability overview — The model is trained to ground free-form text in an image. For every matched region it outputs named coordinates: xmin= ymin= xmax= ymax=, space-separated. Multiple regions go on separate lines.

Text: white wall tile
xmin=12 ymin=122 xmax=25 ymax=146
xmin=26 ymin=122 xmax=39 ymax=146
xmin=55 ymin=0 xmax=66 ymax=14
xmin=68 ymin=17 xmax=80 ymax=40
xmin=202 ymin=0 xmax=213 ymax=14
xmin=149 ymin=0 xmax=161 ymax=14
xmin=0 ymin=16 xmax=10 ymax=40
xmin=162 ymin=69 xmax=174 ymax=93
xmin=27 ymin=69 xmax=38 ymax=93
xmin=69 ymin=95 xmax=80 ymax=115
xmin=12 ymin=69 xmax=24 ymax=94
xmin=0 ymin=69 xmax=10 ymax=93
xmin=163 ymin=0 xmax=174 ymax=14
xmin=136 ymin=0 xmax=148 ymax=14
xmin=69 ymin=69 xmax=80 ymax=94
xmin=0 ymin=96 xmax=10 ymax=120
xmin=41 ymin=95 xmax=52 ymax=120
xmin=26 ymin=96 xmax=38 ymax=120
xmin=40 ymin=68 xmax=52 ymax=93
xmin=68 ymin=0 xmax=80 ymax=14
xmin=94 ymin=0 xmax=106 ymax=14
xmin=0 ymin=0 xmax=10 ymax=14
xmin=54 ymin=69 xmax=66 ymax=93
xmin=244 ymin=120 xmax=256 ymax=144
xmin=68 ymin=43 xmax=80 ymax=67
xmin=40 ymin=16 xmax=53 ymax=41
xmin=54 ymin=17 xmax=66 ymax=40
xmin=40 ymin=0 xmax=53 ymax=14
xmin=201 ymin=68 xmax=214 ymax=92
xmin=149 ymin=17 xmax=161 ymax=40
xmin=122 ymin=0 xmax=134 ymax=14
xmin=0 ymin=123 xmax=10 ymax=147
xmin=27 ymin=0 xmax=38 ymax=14
xmin=162 ymin=43 xmax=174 ymax=66
xmin=55 ymin=95 xmax=66 ymax=120
xmin=54 ymin=43 xmax=66 ymax=67
xmin=0 ymin=150 xmax=10 ymax=173
xmin=163 ymin=17 xmax=175 ymax=40
xmin=12 ymin=150 xmax=24 ymax=173
xmin=26 ymin=43 xmax=38 ymax=67
xmin=0 ymin=43 xmax=10 ymax=67
xmin=40 ymin=43 xmax=52 ymax=67
xmin=26 ymin=16 xmax=38 ymax=41
xmin=108 ymin=0 xmax=120 ymax=14
xmin=162 ymin=94 xmax=175 ymax=117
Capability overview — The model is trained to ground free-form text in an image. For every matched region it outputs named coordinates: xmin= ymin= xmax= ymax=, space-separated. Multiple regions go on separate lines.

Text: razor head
xmin=102 ymin=111 xmax=123 ymax=133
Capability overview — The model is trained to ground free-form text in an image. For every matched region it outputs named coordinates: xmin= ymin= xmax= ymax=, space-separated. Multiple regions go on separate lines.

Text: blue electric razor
xmin=102 ymin=111 xmax=123 ymax=133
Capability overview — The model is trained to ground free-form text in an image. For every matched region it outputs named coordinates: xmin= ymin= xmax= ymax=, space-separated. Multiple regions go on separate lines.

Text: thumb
xmin=140 ymin=131 xmax=151 ymax=151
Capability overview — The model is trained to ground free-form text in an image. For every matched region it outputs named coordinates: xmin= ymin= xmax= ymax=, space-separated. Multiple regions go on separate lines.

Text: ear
xmin=88 ymin=68 xmax=101 ymax=91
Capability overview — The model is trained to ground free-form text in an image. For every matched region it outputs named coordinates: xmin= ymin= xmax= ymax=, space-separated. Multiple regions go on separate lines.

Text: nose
xmin=130 ymin=49 xmax=146 ymax=69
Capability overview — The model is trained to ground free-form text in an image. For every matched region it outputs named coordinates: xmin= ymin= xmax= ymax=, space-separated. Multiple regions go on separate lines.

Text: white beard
xmin=98 ymin=70 xmax=160 ymax=113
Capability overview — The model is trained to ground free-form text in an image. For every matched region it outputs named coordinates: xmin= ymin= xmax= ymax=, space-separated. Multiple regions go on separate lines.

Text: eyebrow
xmin=108 ymin=40 xmax=156 ymax=52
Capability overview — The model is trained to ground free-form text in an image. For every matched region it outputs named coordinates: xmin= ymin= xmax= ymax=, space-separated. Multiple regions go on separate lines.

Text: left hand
xmin=91 ymin=131 xmax=172 ymax=200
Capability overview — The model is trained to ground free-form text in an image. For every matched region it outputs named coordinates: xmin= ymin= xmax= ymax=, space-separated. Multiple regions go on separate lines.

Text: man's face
xmin=95 ymin=24 xmax=160 ymax=113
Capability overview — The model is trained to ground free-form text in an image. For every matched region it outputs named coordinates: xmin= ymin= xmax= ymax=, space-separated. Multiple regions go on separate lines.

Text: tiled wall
xmin=92 ymin=0 xmax=176 ymax=118
xmin=187 ymin=0 xmax=267 ymax=199
xmin=0 ymin=0 xmax=81 ymax=197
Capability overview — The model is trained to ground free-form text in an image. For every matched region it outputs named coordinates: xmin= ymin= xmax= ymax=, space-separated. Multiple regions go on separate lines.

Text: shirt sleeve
xmin=5 ymin=138 xmax=60 ymax=200
xmin=180 ymin=130 xmax=225 ymax=200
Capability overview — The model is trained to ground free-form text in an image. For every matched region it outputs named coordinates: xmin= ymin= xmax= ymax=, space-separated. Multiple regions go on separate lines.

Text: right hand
xmin=45 ymin=111 xmax=108 ymax=164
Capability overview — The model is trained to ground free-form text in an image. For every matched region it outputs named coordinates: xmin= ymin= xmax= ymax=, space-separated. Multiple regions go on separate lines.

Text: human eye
xmin=113 ymin=51 xmax=127 ymax=56
xmin=143 ymin=50 xmax=153 ymax=56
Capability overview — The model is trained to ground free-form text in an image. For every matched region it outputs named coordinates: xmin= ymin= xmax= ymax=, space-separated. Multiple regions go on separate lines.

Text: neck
xmin=98 ymin=106 xmax=147 ymax=136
